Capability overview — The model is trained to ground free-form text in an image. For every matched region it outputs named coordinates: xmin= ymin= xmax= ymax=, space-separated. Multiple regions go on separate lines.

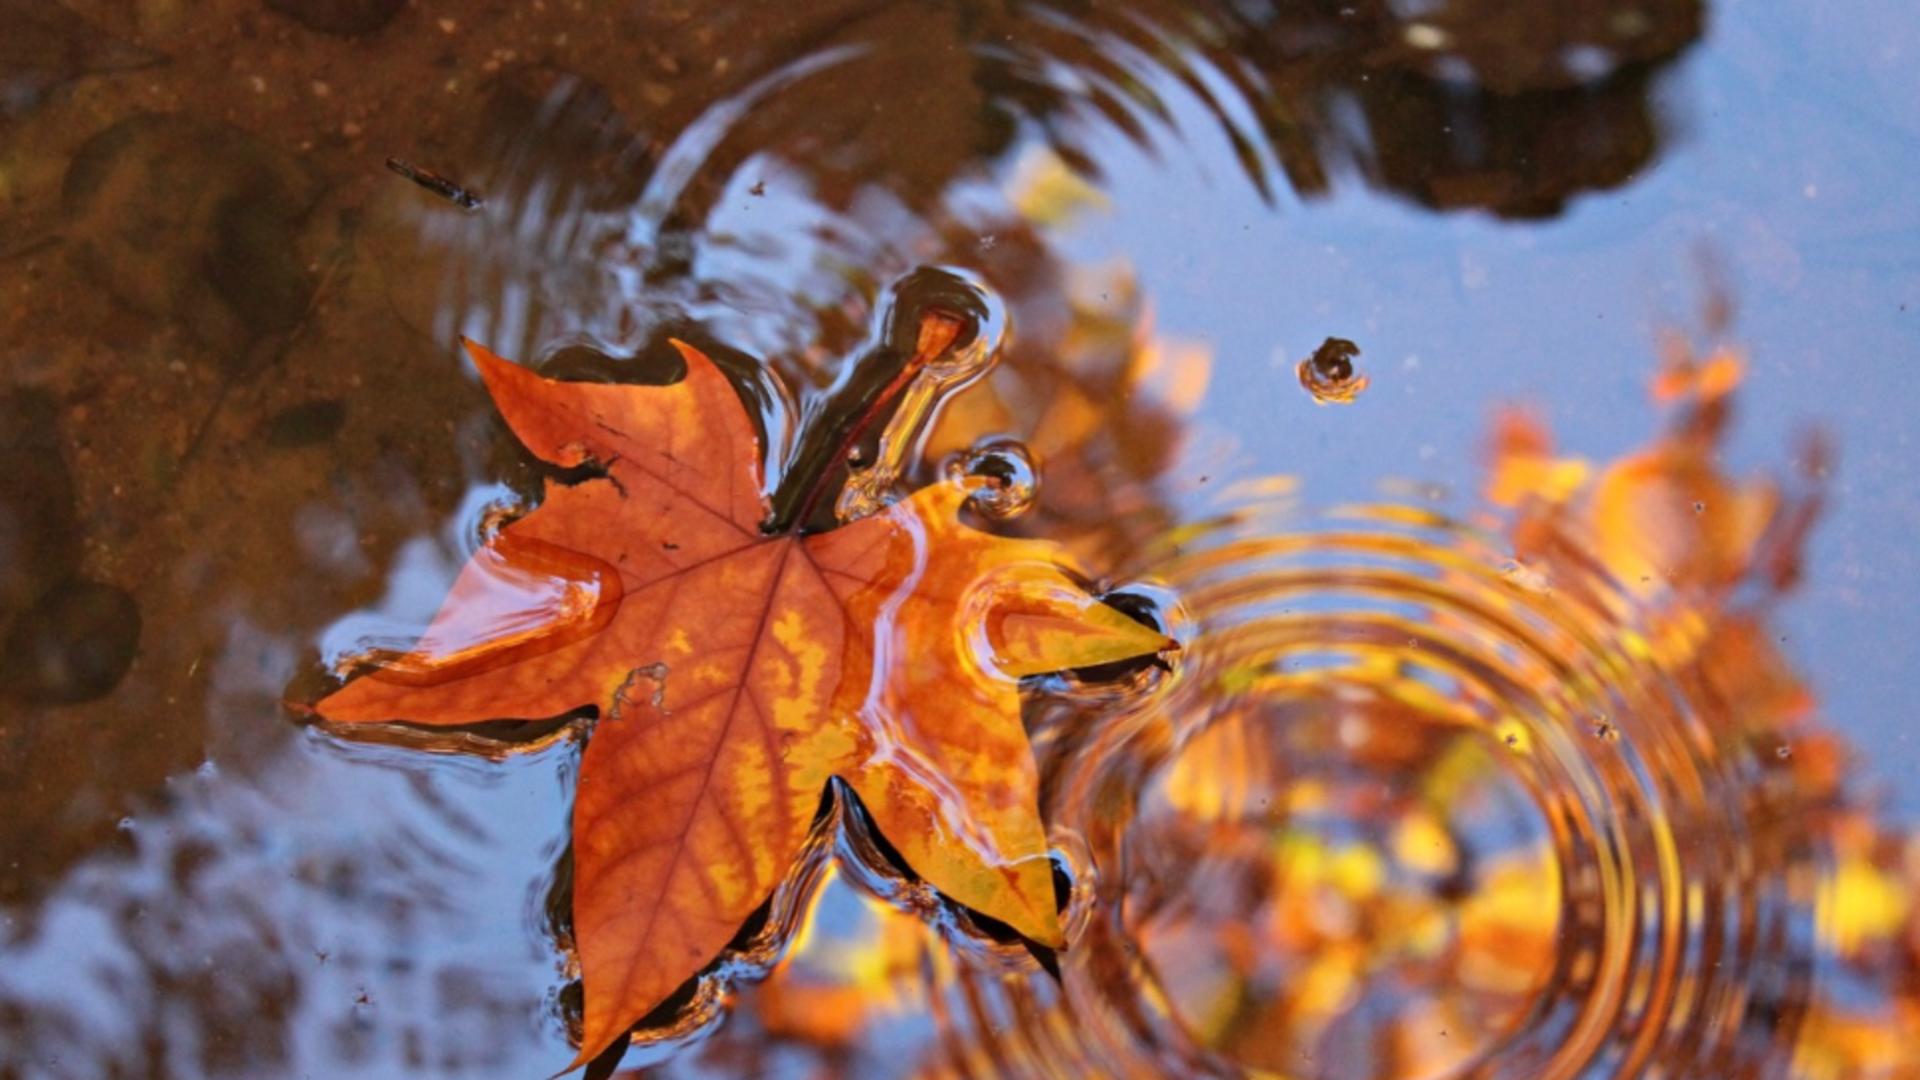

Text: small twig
xmin=385 ymin=157 xmax=485 ymax=211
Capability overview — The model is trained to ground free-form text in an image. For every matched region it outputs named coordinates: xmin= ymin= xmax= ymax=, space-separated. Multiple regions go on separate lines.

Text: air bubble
xmin=1296 ymin=336 xmax=1369 ymax=404
xmin=947 ymin=439 xmax=1037 ymax=520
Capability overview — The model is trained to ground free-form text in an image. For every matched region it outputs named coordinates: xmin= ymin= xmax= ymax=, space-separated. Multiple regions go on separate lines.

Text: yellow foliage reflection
xmin=659 ymin=328 xmax=1920 ymax=1080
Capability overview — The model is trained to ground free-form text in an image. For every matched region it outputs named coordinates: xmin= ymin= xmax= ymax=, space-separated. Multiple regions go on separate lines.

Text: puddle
xmin=2 ymin=0 xmax=1917 ymax=1075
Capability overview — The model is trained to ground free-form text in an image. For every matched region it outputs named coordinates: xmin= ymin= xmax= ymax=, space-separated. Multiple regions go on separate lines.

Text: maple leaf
xmin=313 ymin=330 xmax=1171 ymax=1065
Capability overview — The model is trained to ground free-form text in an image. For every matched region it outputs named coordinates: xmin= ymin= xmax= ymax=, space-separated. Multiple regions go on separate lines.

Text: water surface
xmin=2 ymin=0 xmax=1917 ymax=1076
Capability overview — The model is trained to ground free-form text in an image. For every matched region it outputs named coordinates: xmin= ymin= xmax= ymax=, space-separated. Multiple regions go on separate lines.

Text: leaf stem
xmin=780 ymin=309 xmax=965 ymax=533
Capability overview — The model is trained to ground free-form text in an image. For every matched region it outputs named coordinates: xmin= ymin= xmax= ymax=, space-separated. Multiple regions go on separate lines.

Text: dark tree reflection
xmin=645 ymin=0 xmax=1702 ymax=220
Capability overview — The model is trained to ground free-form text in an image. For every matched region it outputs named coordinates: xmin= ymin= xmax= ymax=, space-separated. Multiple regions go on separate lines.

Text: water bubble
xmin=835 ymin=272 xmax=1010 ymax=524
xmin=946 ymin=439 xmax=1037 ymax=519
xmin=833 ymin=468 xmax=896 ymax=522
xmin=1295 ymin=336 xmax=1370 ymax=404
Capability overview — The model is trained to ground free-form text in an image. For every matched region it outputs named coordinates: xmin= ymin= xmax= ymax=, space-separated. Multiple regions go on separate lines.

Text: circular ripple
xmin=1006 ymin=498 xmax=1825 ymax=1078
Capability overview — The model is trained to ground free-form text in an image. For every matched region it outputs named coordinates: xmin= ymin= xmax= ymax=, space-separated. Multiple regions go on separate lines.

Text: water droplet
xmin=477 ymin=500 xmax=522 ymax=542
xmin=610 ymin=662 xmax=671 ymax=719
xmin=834 ymin=277 xmax=1009 ymax=524
xmin=1296 ymin=337 xmax=1369 ymax=404
xmin=833 ymin=466 xmax=896 ymax=522
xmin=947 ymin=439 xmax=1037 ymax=519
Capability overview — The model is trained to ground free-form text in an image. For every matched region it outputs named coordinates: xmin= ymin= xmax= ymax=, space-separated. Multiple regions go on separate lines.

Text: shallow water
xmin=2 ymin=1 xmax=1917 ymax=1077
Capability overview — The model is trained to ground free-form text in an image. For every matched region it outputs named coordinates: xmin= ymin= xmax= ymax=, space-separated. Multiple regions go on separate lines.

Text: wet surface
xmin=1 ymin=0 xmax=1917 ymax=1076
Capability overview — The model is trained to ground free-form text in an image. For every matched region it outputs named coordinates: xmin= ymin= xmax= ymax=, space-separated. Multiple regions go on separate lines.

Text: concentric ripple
xmin=971 ymin=490 xmax=1840 ymax=1079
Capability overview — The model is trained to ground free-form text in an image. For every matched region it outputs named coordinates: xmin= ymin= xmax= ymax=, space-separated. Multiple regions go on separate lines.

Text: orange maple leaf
xmin=313 ymin=330 xmax=1171 ymax=1065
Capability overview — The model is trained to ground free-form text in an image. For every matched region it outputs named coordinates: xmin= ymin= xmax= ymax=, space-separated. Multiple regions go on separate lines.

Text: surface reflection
xmin=654 ymin=339 xmax=1918 ymax=1079
xmin=378 ymin=0 xmax=1708 ymax=380
xmin=703 ymin=0 xmax=1703 ymax=217
xmin=0 ymin=632 xmax=572 ymax=1076
xmin=0 ymin=0 xmax=1913 ymax=1075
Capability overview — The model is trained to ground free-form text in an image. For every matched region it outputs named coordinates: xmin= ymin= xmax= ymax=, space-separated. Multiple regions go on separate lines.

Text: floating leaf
xmin=313 ymin=336 xmax=1171 ymax=1065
